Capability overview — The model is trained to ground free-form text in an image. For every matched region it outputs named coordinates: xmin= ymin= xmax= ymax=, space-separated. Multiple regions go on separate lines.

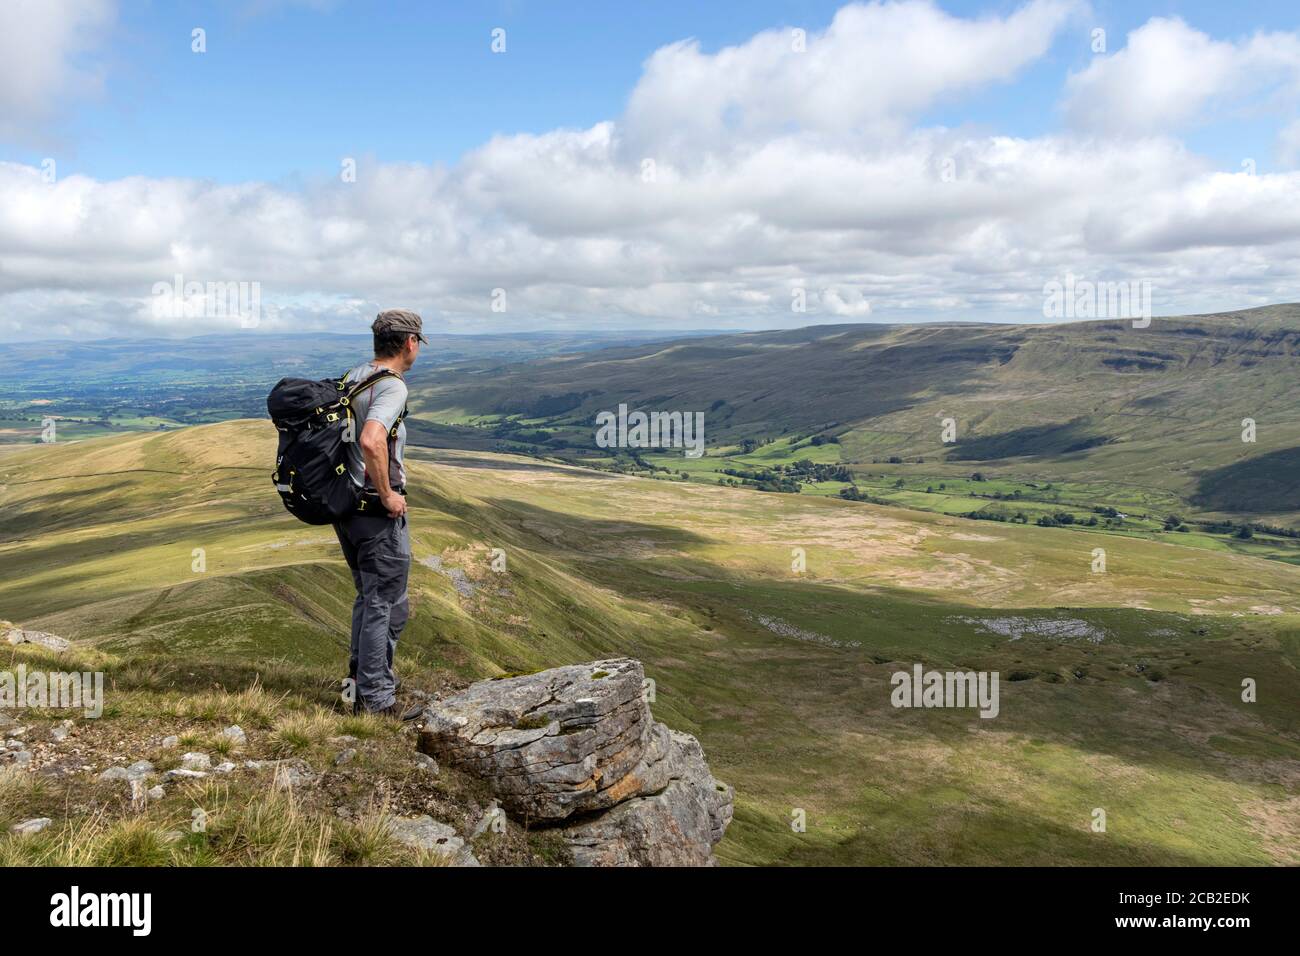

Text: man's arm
xmin=360 ymin=420 xmax=406 ymax=518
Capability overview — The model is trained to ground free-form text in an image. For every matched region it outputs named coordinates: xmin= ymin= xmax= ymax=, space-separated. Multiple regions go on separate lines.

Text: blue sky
xmin=11 ymin=0 xmax=1299 ymax=182
xmin=3 ymin=0 xmax=1300 ymax=339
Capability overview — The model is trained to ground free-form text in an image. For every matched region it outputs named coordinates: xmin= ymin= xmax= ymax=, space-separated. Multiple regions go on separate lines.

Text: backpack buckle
xmin=335 ymin=463 xmax=346 ymax=475
xmin=326 ymin=412 xmax=340 ymax=422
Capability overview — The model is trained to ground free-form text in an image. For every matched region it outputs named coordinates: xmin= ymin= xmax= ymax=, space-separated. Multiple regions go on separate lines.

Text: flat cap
xmin=372 ymin=308 xmax=428 ymax=343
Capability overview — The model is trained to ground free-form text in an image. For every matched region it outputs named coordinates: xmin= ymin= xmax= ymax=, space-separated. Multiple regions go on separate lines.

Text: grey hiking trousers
xmin=332 ymin=510 xmax=411 ymax=712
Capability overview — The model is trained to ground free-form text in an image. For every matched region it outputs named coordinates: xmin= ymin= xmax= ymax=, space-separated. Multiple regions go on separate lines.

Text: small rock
xmin=11 ymin=751 xmax=32 ymax=767
xmin=180 ymin=752 xmax=211 ymax=771
xmin=273 ymin=759 xmax=318 ymax=790
xmin=385 ymin=815 xmax=479 ymax=866
xmin=470 ymin=802 xmax=502 ymax=839
xmin=243 ymin=759 xmax=273 ymax=770
xmin=161 ymin=735 xmax=179 ymax=749
xmin=11 ymin=817 xmax=52 ymax=836
xmin=4 ymin=627 xmax=70 ymax=651
xmin=126 ymin=760 xmax=154 ymax=778
xmin=221 ymin=725 xmax=247 ymax=747
xmin=4 ymin=740 xmax=21 ymax=750
xmin=163 ymin=768 xmax=207 ymax=782
xmin=213 ymin=762 xmax=236 ymax=774
xmin=328 ymin=735 xmax=358 ymax=746
xmin=413 ymin=753 xmax=439 ymax=774
xmin=147 ymin=785 xmax=166 ymax=801
xmin=49 ymin=722 xmax=73 ymax=742
xmin=98 ymin=766 xmax=130 ymax=782
xmin=129 ymin=778 xmax=148 ymax=803
xmin=334 ymin=748 xmax=357 ymax=766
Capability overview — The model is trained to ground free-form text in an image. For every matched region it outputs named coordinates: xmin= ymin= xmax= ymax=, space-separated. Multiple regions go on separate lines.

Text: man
xmin=333 ymin=309 xmax=427 ymax=720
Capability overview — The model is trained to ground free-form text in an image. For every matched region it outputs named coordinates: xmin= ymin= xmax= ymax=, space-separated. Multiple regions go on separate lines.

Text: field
xmin=411 ymin=307 xmax=1300 ymax=535
xmin=2 ymin=421 xmax=1297 ymax=865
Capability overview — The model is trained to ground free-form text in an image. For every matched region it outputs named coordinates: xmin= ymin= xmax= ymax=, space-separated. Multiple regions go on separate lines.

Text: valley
xmin=2 ymin=420 xmax=1297 ymax=865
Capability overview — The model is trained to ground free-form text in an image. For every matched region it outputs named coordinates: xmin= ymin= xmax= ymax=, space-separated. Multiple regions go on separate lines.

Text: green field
xmin=2 ymin=421 xmax=1297 ymax=865
xmin=412 ymin=306 xmax=1300 ymax=536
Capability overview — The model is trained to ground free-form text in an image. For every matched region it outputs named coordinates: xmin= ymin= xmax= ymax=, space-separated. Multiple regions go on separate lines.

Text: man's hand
xmin=360 ymin=419 xmax=405 ymax=517
xmin=380 ymin=489 xmax=407 ymax=519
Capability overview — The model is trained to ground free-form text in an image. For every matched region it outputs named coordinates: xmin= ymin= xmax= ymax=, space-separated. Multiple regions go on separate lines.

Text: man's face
xmin=402 ymin=334 xmax=420 ymax=370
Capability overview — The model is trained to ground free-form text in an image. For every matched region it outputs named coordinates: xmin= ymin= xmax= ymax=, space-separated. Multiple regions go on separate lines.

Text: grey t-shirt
xmin=342 ymin=361 xmax=407 ymax=492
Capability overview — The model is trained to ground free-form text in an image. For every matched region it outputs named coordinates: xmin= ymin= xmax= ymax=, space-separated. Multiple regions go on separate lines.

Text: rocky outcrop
xmin=1 ymin=621 xmax=69 ymax=652
xmin=417 ymin=658 xmax=733 ymax=866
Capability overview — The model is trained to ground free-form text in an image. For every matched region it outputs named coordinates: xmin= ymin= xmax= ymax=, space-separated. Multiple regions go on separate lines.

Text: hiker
xmin=333 ymin=309 xmax=428 ymax=720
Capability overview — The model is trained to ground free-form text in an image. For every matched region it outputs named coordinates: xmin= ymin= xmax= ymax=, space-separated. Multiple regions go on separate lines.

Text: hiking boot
xmin=369 ymin=700 xmax=424 ymax=723
xmin=342 ymin=676 xmax=402 ymax=715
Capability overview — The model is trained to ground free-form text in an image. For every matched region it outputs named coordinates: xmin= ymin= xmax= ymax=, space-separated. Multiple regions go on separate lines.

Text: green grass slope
xmin=2 ymin=421 xmax=1298 ymax=865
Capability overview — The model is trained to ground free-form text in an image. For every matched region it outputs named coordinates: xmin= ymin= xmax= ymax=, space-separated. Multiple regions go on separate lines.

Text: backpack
xmin=266 ymin=368 xmax=408 ymax=525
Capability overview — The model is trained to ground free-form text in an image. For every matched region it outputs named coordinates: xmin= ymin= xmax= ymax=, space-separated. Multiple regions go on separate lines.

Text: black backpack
xmin=266 ymin=369 xmax=408 ymax=525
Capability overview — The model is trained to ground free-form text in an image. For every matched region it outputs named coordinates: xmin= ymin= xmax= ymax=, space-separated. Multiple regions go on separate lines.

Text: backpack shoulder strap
xmin=340 ymin=368 xmax=409 ymax=438
xmin=342 ymin=367 xmax=401 ymax=400
xmin=389 ymin=402 xmax=410 ymax=439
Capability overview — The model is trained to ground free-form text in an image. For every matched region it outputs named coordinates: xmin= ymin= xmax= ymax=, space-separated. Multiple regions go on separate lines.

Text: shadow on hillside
xmin=0 ymin=479 xmax=140 ymax=541
xmin=422 ymin=454 xmax=623 ymax=479
xmin=946 ymin=418 xmax=1112 ymax=460
xmin=1 ymin=507 xmax=286 ymax=569
xmin=477 ymin=496 xmax=713 ymax=552
xmin=1191 ymin=446 xmax=1300 ymax=513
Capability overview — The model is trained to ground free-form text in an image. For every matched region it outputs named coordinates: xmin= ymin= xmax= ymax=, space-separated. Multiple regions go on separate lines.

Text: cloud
xmin=820 ymin=287 xmax=873 ymax=317
xmin=4 ymin=1 xmax=1300 ymax=339
xmin=1064 ymin=17 xmax=1300 ymax=135
xmin=0 ymin=0 xmax=114 ymax=145
xmin=623 ymin=0 xmax=1078 ymax=160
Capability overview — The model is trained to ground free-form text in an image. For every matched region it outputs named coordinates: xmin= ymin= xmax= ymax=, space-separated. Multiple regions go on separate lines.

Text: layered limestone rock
xmin=1 ymin=621 xmax=70 ymax=652
xmin=418 ymin=658 xmax=733 ymax=866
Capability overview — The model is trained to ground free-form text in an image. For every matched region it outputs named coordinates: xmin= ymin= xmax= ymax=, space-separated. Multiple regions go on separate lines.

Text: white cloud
xmin=4 ymin=1 xmax=1300 ymax=339
xmin=821 ymin=287 xmax=873 ymax=317
xmin=624 ymin=0 xmax=1078 ymax=160
xmin=0 ymin=0 xmax=114 ymax=145
xmin=1065 ymin=17 xmax=1300 ymax=135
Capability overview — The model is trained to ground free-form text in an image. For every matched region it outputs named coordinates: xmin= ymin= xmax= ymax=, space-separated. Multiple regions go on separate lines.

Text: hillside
xmin=0 ymin=330 xmax=692 ymax=446
xmin=412 ymin=305 xmax=1300 ymax=529
xmin=2 ymin=421 xmax=1298 ymax=865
